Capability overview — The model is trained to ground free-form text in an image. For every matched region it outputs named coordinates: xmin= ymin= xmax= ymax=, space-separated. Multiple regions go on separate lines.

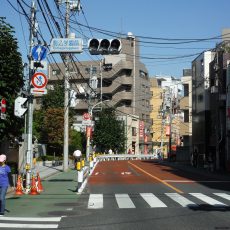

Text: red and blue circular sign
xmin=31 ymin=72 xmax=48 ymax=89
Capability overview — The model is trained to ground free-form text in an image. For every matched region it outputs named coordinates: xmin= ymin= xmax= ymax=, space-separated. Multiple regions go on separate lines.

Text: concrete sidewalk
xmin=7 ymin=164 xmax=70 ymax=197
xmin=161 ymin=160 xmax=230 ymax=181
xmin=5 ymin=169 xmax=80 ymax=217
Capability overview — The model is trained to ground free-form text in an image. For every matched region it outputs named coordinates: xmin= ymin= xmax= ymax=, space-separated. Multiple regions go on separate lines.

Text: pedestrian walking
xmin=193 ymin=149 xmax=198 ymax=168
xmin=0 ymin=154 xmax=14 ymax=216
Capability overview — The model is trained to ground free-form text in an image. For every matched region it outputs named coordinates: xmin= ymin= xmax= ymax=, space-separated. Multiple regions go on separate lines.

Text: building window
xmin=132 ymin=127 xmax=137 ymax=136
xmin=92 ymin=67 xmax=97 ymax=74
xmin=184 ymin=84 xmax=189 ymax=97
xmin=184 ymin=110 xmax=189 ymax=122
xmin=85 ymin=67 xmax=90 ymax=74
xmin=125 ymin=69 xmax=132 ymax=76
xmin=146 ymin=100 xmax=149 ymax=107
xmin=198 ymin=94 xmax=203 ymax=102
xmin=52 ymin=69 xmax=61 ymax=76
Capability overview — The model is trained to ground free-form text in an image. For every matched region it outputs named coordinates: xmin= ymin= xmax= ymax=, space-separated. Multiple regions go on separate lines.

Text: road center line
xmin=128 ymin=161 xmax=183 ymax=194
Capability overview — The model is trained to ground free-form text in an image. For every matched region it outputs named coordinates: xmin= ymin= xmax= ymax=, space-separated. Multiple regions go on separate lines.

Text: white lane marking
xmin=0 ymin=223 xmax=58 ymax=228
xmin=214 ymin=193 xmax=230 ymax=201
xmin=165 ymin=193 xmax=197 ymax=207
xmin=88 ymin=194 xmax=103 ymax=209
xmin=140 ymin=193 xmax=167 ymax=208
xmin=115 ymin=194 xmax=135 ymax=208
xmin=190 ymin=193 xmax=228 ymax=206
xmin=0 ymin=216 xmax=62 ymax=222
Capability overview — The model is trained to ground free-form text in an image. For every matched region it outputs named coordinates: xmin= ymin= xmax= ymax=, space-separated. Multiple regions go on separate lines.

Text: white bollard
xmin=78 ymin=170 xmax=83 ymax=183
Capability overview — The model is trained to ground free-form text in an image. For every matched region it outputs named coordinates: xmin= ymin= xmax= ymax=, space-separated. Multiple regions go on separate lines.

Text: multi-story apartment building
xmin=209 ymin=47 xmax=230 ymax=171
xmin=150 ymin=76 xmax=182 ymax=157
xmin=150 ymin=78 xmax=166 ymax=155
xmin=47 ymin=33 xmax=152 ymax=154
xmin=192 ymin=51 xmax=215 ymax=161
xmin=180 ymin=69 xmax=192 ymax=157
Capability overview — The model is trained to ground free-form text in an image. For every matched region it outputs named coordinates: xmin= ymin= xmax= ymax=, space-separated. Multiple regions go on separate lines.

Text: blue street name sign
xmin=50 ymin=38 xmax=83 ymax=53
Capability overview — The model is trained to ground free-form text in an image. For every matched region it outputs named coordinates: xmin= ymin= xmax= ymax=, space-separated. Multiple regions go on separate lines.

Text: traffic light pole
xmin=63 ymin=0 xmax=70 ymax=172
xmin=25 ymin=0 xmax=36 ymax=192
xmin=86 ymin=66 xmax=93 ymax=162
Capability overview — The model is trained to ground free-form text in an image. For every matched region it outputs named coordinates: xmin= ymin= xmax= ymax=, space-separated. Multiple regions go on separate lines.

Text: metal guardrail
xmin=97 ymin=154 xmax=155 ymax=161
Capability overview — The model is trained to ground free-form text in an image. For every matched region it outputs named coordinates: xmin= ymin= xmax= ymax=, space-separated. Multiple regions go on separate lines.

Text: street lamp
xmin=86 ymin=100 xmax=110 ymax=161
xmin=89 ymin=99 xmax=110 ymax=116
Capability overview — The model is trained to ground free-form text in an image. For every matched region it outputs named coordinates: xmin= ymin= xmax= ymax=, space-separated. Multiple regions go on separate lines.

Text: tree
xmin=41 ymin=83 xmax=64 ymax=109
xmin=0 ymin=17 xmax=23 ymax=141
xmin=92 ymin=107 xmax=126 ymax=153
xmin=33 ymin=84 xmax=83 ymax=155
xmin=44 ymin=107 xmax=64 ymax=155
xmin=69 ymin=129 xmax=83 ymax=154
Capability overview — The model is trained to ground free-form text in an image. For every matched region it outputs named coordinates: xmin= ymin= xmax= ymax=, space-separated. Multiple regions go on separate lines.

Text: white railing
xmin=96 ymin=154 xmax=155 ymax=161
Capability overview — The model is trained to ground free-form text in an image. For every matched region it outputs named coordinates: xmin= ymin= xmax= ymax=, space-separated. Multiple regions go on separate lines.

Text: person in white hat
xmin=0 ymin=154 xmax=14 ymax=216
xmin=73 ymin=149 xmax=82 ymax=164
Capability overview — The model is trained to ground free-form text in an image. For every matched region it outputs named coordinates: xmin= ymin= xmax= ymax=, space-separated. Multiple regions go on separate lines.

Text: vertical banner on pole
xmin=165 ymin=125 xmax=170 ymax=136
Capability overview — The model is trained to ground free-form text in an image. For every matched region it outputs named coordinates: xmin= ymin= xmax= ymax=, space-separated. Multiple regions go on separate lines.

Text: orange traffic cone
xmin=15 ymin=175 xmax=24 ymax=195
xmin=29 ymin=175 xmax=39 ymax=195
xmin=36 ymin=172 xmax=43 ymax=192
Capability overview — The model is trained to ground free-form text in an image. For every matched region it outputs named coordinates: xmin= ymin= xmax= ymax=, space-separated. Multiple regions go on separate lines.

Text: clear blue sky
xmin=1 ymin=0 xmax=230 ymax=78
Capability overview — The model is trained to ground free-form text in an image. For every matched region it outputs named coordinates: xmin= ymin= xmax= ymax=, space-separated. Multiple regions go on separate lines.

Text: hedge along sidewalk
xmin=5 ymin=169 xmax=80 ymax=217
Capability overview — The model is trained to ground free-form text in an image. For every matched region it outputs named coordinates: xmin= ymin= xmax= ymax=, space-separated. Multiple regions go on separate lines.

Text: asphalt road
xmin=2 ymin=160 xmax=230 ymax=229
xmin=60 ymin=160 xmax=230 ymax=230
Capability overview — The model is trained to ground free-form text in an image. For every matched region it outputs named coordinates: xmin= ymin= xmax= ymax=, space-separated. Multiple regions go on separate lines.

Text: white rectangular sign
xmin=82 ymin=120 xmax=95 ymax=126
xmin=31 ymin=88 xmax=47 ymax=95
xmin=50 ymin=38 xmax=83 ymax=53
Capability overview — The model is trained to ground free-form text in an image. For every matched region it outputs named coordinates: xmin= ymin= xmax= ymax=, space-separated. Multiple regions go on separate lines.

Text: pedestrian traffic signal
xmin=0 ymin=98 xmax=7 ymax=120
xmin=88 ymin=38 xmax=122 ymax=55
xmin=14 ymin=96 xmax=28 ymax=118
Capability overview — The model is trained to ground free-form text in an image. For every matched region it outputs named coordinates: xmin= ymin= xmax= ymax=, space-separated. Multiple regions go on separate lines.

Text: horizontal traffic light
xmin=88 ymin=38 xmax=122 ymax=55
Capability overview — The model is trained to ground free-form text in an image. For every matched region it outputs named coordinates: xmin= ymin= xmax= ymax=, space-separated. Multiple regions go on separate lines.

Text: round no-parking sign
xmin=31 ymin=72 xmax=48 ymax=89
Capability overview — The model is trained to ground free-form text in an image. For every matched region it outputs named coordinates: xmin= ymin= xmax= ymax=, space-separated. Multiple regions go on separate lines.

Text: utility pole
xmin=25 ymin=0 xmax=36 ymax=192
xmin=86 ymin=66 xmax=93 ymax=161
xmin=54 ymin=0 xmax=81 ymax=171
xmin=226 ymin=61 xmax=230 ymax=170
xmin=63 ymin=0 xmax=70 ymax=172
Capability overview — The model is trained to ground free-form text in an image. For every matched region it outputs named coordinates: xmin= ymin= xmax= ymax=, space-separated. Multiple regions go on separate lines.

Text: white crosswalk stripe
xmin=0 ymin=216 xmax=62 ymax=229
xmin=86 ymin=193 xmax=230 ymax=209
xmin=165 ymin=193 xmax=197 ymax=207
xmin=88 ymin=194 xmax=103 ymax=209
xmin=190 ymin=193 xmax=227 ymax=206
xmin=214 ymin=193 xmax=230 ymax=201
xmin=140 ymin=193 xmax=167 ymax=208
xmin=115 ymin=194 xmax=136 ymax=208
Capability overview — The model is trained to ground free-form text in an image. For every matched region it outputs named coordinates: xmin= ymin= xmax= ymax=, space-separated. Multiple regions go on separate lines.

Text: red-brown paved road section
xmin=88 ymin=160 xmax=196 ymax=188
